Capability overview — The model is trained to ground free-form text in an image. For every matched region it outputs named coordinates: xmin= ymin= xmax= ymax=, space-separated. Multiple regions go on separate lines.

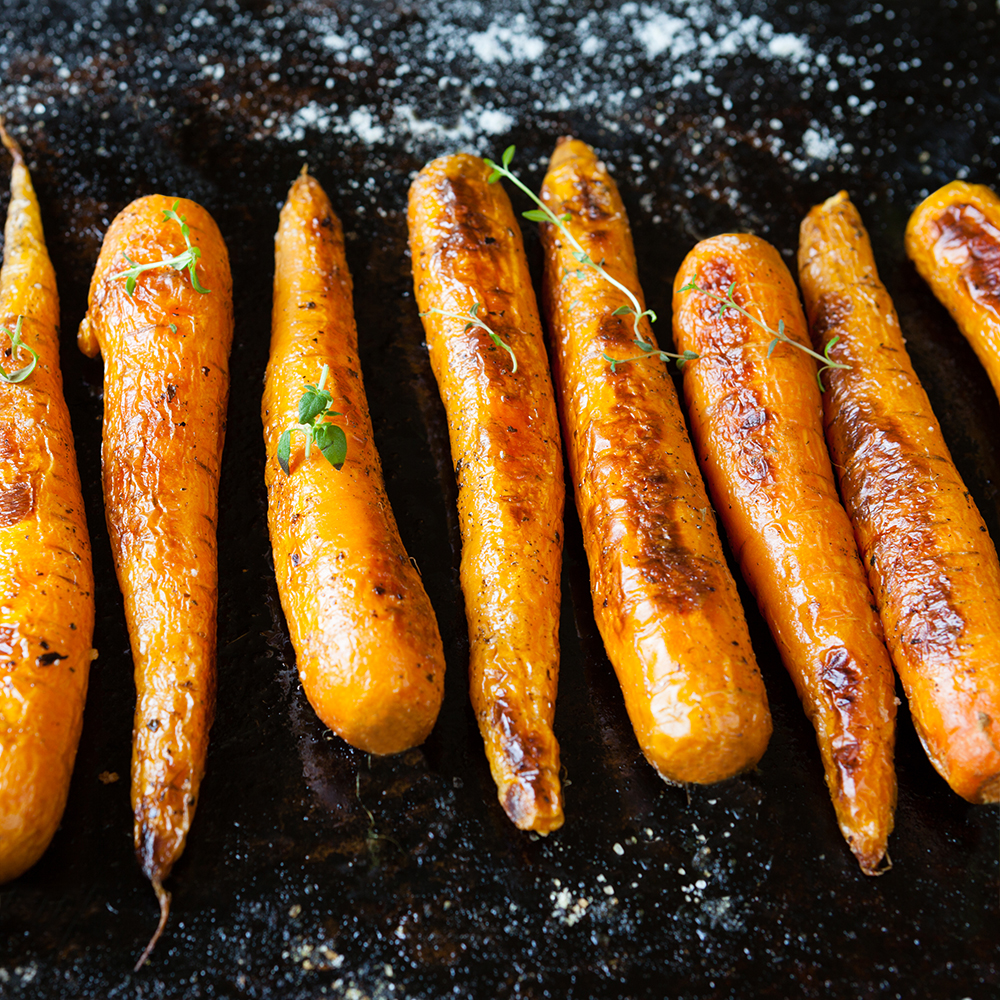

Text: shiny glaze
xmin=0 ymin=128 xmax=95 ymax=883
xmin=906 ymin=181 xmax=1000 ymax=404
xmin=538 ymin=138 xmax=770 ymax=784
xmin=796 ymin=189 xmax=1000 ymax=805
xmin=263 ymin=171 xmax=445 ymax=755
xmin=409 ymin=154 xmax=565 ymax=833
xmin=673 ymin=235 xmax=896 ymax=873
xmin=78 ymin=196 xmax=232 ymax=884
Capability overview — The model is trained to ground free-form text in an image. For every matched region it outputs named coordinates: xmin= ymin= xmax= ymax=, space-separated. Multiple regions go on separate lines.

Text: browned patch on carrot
xmin=829 ymin=394 xmax=966 ymax=653
xmin=0 ymin=480 xmax=35 ymax=527
xmin=933 ymin=203 xmax=1000 ymax=311
xmin=587 ymin=375 xmax=718 ymax=613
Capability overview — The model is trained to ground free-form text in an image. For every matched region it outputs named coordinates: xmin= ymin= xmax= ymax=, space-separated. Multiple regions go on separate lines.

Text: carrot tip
xmin=0 ymin=118 xmax=24 ymax=165
xmin=300 ymin=163 xmax=309 ymax=176
xmin=133 ymin=876 xmax=172 ymax=972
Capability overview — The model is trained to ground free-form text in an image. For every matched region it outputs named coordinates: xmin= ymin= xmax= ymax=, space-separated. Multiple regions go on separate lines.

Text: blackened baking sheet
xmin=1 ymin=1 xmax=997 ymax=997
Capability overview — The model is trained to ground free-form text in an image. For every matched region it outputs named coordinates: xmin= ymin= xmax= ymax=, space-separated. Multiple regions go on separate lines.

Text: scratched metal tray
xmin=0 ymin=1 xmax=997 ymax=997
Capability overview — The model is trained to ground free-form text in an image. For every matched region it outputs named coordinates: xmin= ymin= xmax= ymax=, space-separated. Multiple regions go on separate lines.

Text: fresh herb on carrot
xmin=114 ymin=200 xmax=210 ymax=297
xmin=679 ymin=278 xmax=849 ymax=391
xmin=0 ymin=315 xmax=37 ymax=384
xmin=486 ymin=145 xmax=694 ymax=372
xmin=419 ymin=300 xmax=517 ymax=372
xmin=277 ymin=364 xmax=347 ymax=475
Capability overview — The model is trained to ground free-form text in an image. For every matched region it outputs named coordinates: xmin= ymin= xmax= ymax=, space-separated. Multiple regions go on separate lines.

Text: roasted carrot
xmin=537 ymin=138 xmax=771 ymax=784
xmin=78 ymin=195 xmax=232 ymax=965
xmin=802 ymin=191 xmax=1000 ymax=804
xmin=905 ymin=180 xmax=1000 ymax=406
xmin=673 ymin=234 xmax=897 ymax=874
xmin=0 ymin=125 xmax=95 ymax=884
xmin=409 ymin=154 xmax=565 ymax=833
xmin=263 ymin=169 xmax=445 ymax=754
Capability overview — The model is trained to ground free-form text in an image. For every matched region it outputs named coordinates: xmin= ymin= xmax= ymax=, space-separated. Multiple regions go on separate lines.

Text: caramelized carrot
xmin=0 ymin=125 xmax=95 ymax=884
xmin=78 ymin=195 xmax=232 ymax=964
xmin=803 ymin=191 xmax=1000 ymax=804
xmin=673 ymin=234 xmax=896 ymax=874
xmin=409 ymin=154 xmax=565 ymax=833
xmin=537 ymin=138 xmax=771 ymax=784
xmin=905 ymin=180 xmax=1000 ymax=405
xmin=263 ymin=170 xmax=445 ymax=754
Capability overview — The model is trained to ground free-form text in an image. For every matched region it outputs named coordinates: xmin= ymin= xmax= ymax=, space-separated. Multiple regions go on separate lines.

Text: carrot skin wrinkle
xmin=77 ymin=195 xmax=233 ymax=950
xmin=673 ymin=234 xmax=897 ymax=874
xmin=538 ymin=138 xmax=771 ymax=785
xmin=263 ymin=172 xmax=445 ymax=756
xmin=409 ymin=154 xmax=565 ymax=834
xmin=0 ymin=124 xmax=96 ymax=884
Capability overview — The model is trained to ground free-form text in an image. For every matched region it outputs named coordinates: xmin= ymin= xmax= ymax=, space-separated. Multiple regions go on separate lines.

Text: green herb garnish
xmin=113 ymin=200 xmax=210 ymax=297
xmin=485 ymin=145 xmax=694 ymax=373
xmin=419 ymin=300 xmax=517 ymax=372
xmin=277 ymin=364 xmax=347 ymax=475
xmin=679 ymin=279 xmax=849 ymax=391
xmin=0 ymin=316 xmax=38 ymax=384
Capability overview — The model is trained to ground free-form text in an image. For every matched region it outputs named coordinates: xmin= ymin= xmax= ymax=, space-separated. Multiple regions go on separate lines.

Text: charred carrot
xmin=263 ymin=169 xmax=445 ymax=754
xmin=905 ymin=180 xmax=1000 ymax=405
xmin=409 ymin=154 xmax=565 ymax=834
xmin=537 ymin=137 xmax=771 ymax=784
xmin=78 ymin=194 xmax=232 ymax=965
xmin=673 ymin=234 xmax=897 ymax=874
xmin=802 ymin=191 xmax=1000 ymax=804
xmin=0 ymin=124 xmax=95 ymax=884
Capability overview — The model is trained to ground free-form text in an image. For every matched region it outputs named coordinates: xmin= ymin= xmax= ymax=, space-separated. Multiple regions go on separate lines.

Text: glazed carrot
xmin=263 ymin=170 xmax=445 ymax=754
xmin=802 ymin=191 xmax=1000 ymax=804
xmin=0 ymin=125 xmax=95 ymax=884
xmin=673 ymin=234 xmax=897 ymax=874
xmin=78 ymin=195 xmax=232 ymax=964
xmin=409 ymin=154 xmax=565 ymax=833
xmin=537 ymin=138 xmax=771 ymax=784
xmin=905 ymin=180 xmax=1000 ymax=405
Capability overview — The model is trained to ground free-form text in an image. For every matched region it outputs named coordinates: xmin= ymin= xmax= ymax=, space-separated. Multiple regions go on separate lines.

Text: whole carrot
xmin=905 ymin=180 xmax=1000 ymax=406
xmin=673 ymin=234 xmax=897 ymax=874
xmin=0 ymin=124 xmax=95 ymax=884
xmin=263 ymin=169 xmax=445 ymax=754
xmin=409 ymin=154 xmax=565 ymax=834
xmin=537 ymin=138 xmax=771 ymax=784
xmin=802 ymin=191 xmax=1000 ymax=804
xmin=78 ymin=194 xmax=232 ymax=965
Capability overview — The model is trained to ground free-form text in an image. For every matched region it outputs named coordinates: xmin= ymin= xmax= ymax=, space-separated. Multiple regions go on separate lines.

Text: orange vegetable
xmin=0 ymin=125 xmax=95 ymax=884
xmin=262 ymin=169 xmax=445 ymax=754
xmin=905 ymin=180 xmax=1000 ymax=405
xmin=802 ymin=191 xmax=1000 ymax=804
xmin=78 ymin=194 xmax=232 ymax=964
xmin=673 ymin=234 xmax=897 ymax=874
xmin=409 ymin=154 xmax=565 ymax=833
xmin=537 ymin=137 xmax=771 ymax=784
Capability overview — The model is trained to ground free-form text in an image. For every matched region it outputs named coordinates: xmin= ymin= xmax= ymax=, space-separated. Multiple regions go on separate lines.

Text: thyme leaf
xmin=278 ymin=364 xmax=347 ymax=475
xmin=0 ymin=316 xmax=37 ymax=384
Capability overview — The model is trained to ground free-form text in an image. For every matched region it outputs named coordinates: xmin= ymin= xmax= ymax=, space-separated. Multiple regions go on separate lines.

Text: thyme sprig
xmin=419 ymin=301 xmax=517 ymax=372
xmin=485 ymin=145 xmax=694 ymax=372
xmin=679 ymin=279 xmax=849 ymax=391
xmin=113 ymin=200 xmax=210 ymax=297
xmin=277 ymin=364 xmax=347 ymax=475
xmin=0 ymin=316 xmax=37 ymax=384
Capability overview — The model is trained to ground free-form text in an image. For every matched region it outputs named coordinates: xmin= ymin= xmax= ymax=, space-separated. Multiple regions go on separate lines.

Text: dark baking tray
xmin=1 ymin=2 xmax=997 ymax=997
